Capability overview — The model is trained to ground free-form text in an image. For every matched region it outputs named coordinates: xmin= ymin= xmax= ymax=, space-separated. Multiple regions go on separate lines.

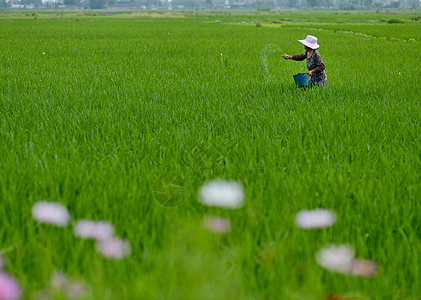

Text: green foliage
xmin=388 ymin=0 xmax=400 ymax=7
xmin=387 ymin=18 xmax=406 ymax=23
xmin=63 ymin=0 xmax=80 ymax=5
xmin=89 ymin=0 xmax=104 ymax=9
xmin=339 ymin=2 xmax=356 ymax=10
xmin=0 ymin=12 xmax=420 ymax=299
xmin=306 ymin=0 xmax=318 ymax=7
xmin=286 ymin=0 xmax=298 ymax=8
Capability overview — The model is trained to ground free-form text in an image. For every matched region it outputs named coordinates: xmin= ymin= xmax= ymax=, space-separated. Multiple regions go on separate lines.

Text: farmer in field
xmin=282 ymin=35 xmax=327 ymax=87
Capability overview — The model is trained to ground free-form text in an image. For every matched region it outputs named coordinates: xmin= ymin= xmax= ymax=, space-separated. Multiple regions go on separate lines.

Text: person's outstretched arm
xmin=282 ymin=54 xmax=306 ymax=61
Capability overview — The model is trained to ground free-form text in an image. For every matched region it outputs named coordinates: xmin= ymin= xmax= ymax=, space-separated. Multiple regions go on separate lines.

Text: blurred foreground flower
xmin=203 ymin=216 xmax=232 ymax=234
xmin=0 ymin=272 xmax=21 ymax=300
xmin=350 ymin=259 xmax=378 ymax=277
xmin=73 ymin=219 xmax=131 ymax=261
xmin=316 ymin=245 xmax=378 ymax=277
xmin=295 ymin=209 xmax=336 ymax=229
xmin=41 ymin=271 xmax=88 ymax=300
xmin=65 ymin=282 xmax=87 ymax=299
xmin=49 ymin=271 xmax=67 ymax=290
xmin=199 ymin=179 xmax=245 ymax=209
xmin=31 ymin=201 xmax=71 ymax=227
xmin=96 ymin=237 xmax=131 ymax=260
xmin=316 ymin=245 xmax=355 ymax=274
xmin=74 ymin=220 xmax=114 ymax=241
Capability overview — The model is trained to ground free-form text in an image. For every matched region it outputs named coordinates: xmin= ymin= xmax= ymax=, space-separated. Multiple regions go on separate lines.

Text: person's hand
xmin=282 ymin=54 xmax=292 ymax=60
xmin=308 ymin=69 xmax=315 ymax=77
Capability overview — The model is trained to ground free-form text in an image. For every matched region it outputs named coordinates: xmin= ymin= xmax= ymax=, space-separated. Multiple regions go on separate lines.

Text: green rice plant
xmin=0 ymin=12 xmax=420 ymax=300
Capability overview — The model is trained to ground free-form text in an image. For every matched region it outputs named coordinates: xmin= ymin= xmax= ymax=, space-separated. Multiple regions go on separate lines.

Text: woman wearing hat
xmin=282 ymin=35 xmax=327 ymax=87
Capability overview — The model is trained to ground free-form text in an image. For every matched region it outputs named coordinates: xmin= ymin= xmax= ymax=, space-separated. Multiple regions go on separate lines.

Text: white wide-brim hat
xmin=298 ymin=35 xmax=319 ymax=49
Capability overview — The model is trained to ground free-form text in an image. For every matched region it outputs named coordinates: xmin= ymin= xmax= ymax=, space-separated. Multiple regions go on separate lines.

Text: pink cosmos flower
xmin=349 ymin=259 xmax=378 ymax=277
xmin=74 ymin=220 xmax=114 ymax=241
xmin=65 ymin=282 xmax=87 ymax=299
xmin=203 ymin=216 xmax=232 ymax=234
xmin=31 ymin=201 xmax=71 ymax=227
xmin=95 ymin=238 xmax=131 ymax=260
xmin=0 ymin=272 xmax=21 ymax=300
xmin=48 ymin=271 xmax=88 ymax=298
xmin=49 ymin=271 xmax=68 ymax=290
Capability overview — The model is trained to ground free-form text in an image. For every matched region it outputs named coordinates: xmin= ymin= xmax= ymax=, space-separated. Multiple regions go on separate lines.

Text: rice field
xmin=0 ymin=11 xmax=420 ymax=300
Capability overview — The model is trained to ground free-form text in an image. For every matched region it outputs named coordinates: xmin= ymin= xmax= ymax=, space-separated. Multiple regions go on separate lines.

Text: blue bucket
xmin=293 ymin=73 xmax=309 ymax=87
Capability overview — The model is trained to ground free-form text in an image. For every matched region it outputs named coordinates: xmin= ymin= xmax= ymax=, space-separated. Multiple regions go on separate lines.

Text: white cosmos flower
xmin=31 ymin=201 xmax=71 ymax=227
xmin=95 ymin=238 xmax=131 ymax=260
xmin=316 ymin=244 xmax=355 ymax=274
xmin=199 ymin=179 xmax=245 ymax=209
xmin=74 ymin=220 xmax=114 ymax=241
xmin=295 ymin=209 xmax=337 ymax=229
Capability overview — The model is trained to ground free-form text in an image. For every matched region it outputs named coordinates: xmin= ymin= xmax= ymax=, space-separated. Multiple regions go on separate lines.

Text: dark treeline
xmin=1 ymin=0 xmax=419 ymax=11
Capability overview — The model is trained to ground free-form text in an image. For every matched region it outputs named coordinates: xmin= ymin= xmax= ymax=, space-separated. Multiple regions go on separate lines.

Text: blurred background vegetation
xmin=0 ymin=0 xmax=420 ymax=16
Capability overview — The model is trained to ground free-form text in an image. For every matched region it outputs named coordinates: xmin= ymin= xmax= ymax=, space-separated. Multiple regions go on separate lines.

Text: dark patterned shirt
xmin=292 ymin=50 xmax=327 ymax=85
